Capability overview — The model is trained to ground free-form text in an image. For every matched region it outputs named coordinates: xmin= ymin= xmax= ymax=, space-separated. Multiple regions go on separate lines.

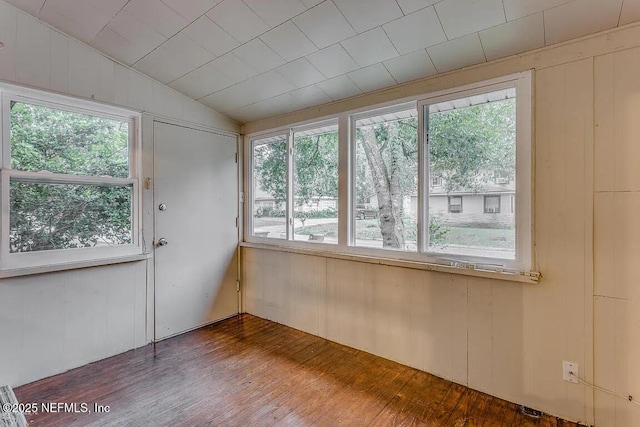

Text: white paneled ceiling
xmin=4 ymin=0 xmax=638 ymax=124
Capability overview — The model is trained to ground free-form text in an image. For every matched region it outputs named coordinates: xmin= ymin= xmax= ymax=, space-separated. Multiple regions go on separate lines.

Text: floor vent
xmin=520 ymin=405 xmax=543 ymax=418
xmin=0 ymin=385 xmax=28 ymax=427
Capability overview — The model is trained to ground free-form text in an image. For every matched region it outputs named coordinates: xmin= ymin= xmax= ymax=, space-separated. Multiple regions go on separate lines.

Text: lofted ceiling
xmin=5 ymin=0 xmax=640 ymax=124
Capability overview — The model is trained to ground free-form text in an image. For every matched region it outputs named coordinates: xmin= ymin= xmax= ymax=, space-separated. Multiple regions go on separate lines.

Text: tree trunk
xmin=360 ymin=126 xmax=405 ymax=249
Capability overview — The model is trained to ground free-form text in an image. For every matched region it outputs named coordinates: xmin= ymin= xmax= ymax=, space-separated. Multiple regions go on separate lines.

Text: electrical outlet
xmin=563 ymin=361 xmax=579 ymax=383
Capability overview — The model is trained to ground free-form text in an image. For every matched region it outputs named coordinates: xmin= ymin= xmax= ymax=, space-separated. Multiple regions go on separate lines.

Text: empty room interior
xmin=1 ymin=0 xmax=639 ymax=425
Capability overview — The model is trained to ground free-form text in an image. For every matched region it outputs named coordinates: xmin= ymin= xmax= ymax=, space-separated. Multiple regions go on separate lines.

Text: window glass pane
xmin=293 ymin=123 xmax=338 ymax=244
xmin=484 ymin=195 xmax=500 ymax=213
xmin=10 ymin=102 xmax=129 ymax=178
xmin=354 ymin=107 xmax=418 ymax=251
xmin=252 ymin=135 xmax=287 ymax=239
xmin=10 ymin=181 xmax=132 ymax=253
xmin=427 ymin=88 xmax=516 ymax=260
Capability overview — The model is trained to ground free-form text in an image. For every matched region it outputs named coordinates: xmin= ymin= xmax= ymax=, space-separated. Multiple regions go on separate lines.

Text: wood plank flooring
xmin=14 ymin=314 xmax=582 ymax=426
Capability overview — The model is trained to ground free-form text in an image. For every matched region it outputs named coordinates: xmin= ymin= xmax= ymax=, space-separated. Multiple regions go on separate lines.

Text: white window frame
xmin=0 ymin=83 xmax=142 ymax=270
xmin=418 ymin=72 xmax=533 ymax=270
xmin=247 ymin=119 xmax=340 ymax=250
xmin=244 ymin=71 xmax=534 ymax=274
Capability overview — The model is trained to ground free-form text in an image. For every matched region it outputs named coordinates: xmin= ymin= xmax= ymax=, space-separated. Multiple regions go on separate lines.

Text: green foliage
xmin=9 ymin=102 xmax=132 ymax=253
xmin=293 ymin=133 xmax=338 ymax=205
xmin=253 ymin=132 xmax=339 ymax=207
xmin=428 ymin=215 xmax=449 ymax=246
xmin=428 ymin=99 xmax=515 ymax=192
xmin=11 ymin=102 xmax=128 ymax=177
xmin=253 ymin=140 xmax=287 ymax=204
xmin=257 ymin=207 xmax=337 ymax=219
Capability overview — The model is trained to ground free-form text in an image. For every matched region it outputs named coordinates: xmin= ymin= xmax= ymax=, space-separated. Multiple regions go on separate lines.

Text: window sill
xmin=240 ymin=242 xmax=540 ymax=284
xmin=0 ymin=253 xmax=151 ymax=279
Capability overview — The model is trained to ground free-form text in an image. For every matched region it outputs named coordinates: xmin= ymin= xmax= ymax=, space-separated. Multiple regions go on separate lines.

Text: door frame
xmin=141 ymin=114 xmax=241 ymax=343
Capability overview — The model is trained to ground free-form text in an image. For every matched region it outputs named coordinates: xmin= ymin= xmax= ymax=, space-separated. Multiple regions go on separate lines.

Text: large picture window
xmin=1 ymin=86 xmax=140 ymax=269
xmin=425 ymin=88 xmax=517 ymax=260
xmin=246 ymin=72 xmax=533 ymax=273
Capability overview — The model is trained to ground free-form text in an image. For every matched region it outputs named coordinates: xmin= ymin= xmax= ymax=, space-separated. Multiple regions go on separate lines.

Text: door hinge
xmin=235 ymin=152 xmax=238 ymax=163
xmin=235 ymin=216 xmax=239 ymax=228
xmin=239 ymin=192 xmax=245 ymax=203
xmin=236 ymin=280 xmax=240 ymax=292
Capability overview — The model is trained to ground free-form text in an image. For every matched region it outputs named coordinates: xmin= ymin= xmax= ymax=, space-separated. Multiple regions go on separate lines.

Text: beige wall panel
xmin=594 ymin=192 xmax=616 ymax=297
xmin=614 ymin=298 xmax=640 ymax=426
xmin=491 ymin=280 xmax=528 ymax=402
xmin=594 ymin=53 xmax=615 ymax=192
xmin=595 ymin=47 xmax=640 ymax=192
xmin=403 ymin=267 xmax=437 ymax=372
xmin=466 ymin=278 xmax=494 ymax=392
xmin=325 ymin=259 xmax=373 ymax=353
xmin=531 ymin=60 xmax=591 ymax=418
xmin=612 ymin=193 xmax=640 ymax=301
xmin=593 ymin=46 xmax=640 ymax=425
xmin=0 ymin=262 xmax=147 ymax=387
xmin=289 ymin=254 xmax=326 ymax=337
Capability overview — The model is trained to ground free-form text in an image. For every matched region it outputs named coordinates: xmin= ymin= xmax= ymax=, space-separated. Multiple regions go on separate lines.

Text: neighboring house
xmin=410 ymin=176 xmax=515 ymax=228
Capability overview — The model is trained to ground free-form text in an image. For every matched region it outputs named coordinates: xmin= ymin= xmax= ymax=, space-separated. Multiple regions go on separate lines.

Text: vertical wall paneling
xmin=534 ymin=59 xmax=592 ymax=420
xmin=0 ymin=263 xmax=148 ymax=386
xmin=594 ymin=46 xmax=640 ymax=426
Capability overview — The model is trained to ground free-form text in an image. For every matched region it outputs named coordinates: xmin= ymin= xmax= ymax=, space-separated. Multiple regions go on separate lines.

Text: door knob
xmin=158 ymin=203 xmax=167 ymax=211
xmin=157 ymin=238 xmax=168 ymax=247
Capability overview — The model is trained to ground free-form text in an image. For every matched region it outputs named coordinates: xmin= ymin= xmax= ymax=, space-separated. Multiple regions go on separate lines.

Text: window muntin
xmin=425 ymin=88 xmax=516 ymax=260
xmin=2 ymin=89 xmax=140 ymax=268
xmin=293 ymin=124 xmax=338 ymax=244
xmin=353 ymin=107 xmax=418 ymax=252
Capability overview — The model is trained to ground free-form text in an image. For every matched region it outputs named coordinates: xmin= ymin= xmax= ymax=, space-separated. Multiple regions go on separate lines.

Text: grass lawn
xmin=296 ymin=219 xmax=515 ymax=249
xmin=442 ymin=227 xmax=514 ymax=249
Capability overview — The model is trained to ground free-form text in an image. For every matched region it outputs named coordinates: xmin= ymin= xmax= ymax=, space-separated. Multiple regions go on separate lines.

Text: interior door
xmin=153 ymin=121 xmax=238 ymax=340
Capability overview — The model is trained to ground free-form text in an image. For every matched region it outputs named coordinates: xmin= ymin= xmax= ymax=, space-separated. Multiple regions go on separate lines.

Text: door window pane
xmin=427 ymin=89 xmax=516 ymax=259
xmin=252 ymin=135 xmax=287 ymax=239
xmin=354 ymin=108 xmax=418 ymax=251
xmin=293 ymin=123 xmax=338 ymax=244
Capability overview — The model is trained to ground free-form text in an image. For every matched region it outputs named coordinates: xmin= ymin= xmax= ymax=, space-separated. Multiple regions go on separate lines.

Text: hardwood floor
xmin=15 ymin=314 xmax=581 ymax=426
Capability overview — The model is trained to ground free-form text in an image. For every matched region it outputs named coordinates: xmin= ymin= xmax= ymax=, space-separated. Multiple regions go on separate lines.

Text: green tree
xmin=9 ymin=102 xmax=131 ymax=253
xmin=429 ymin=99 xmax=516 ymax=192
xmin=253 ymin=132 xmax=339 ymax=208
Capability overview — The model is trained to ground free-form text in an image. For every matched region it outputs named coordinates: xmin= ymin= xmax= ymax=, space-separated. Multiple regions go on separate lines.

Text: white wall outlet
xmin=563 ymin=361 xmax=579 ymax=383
